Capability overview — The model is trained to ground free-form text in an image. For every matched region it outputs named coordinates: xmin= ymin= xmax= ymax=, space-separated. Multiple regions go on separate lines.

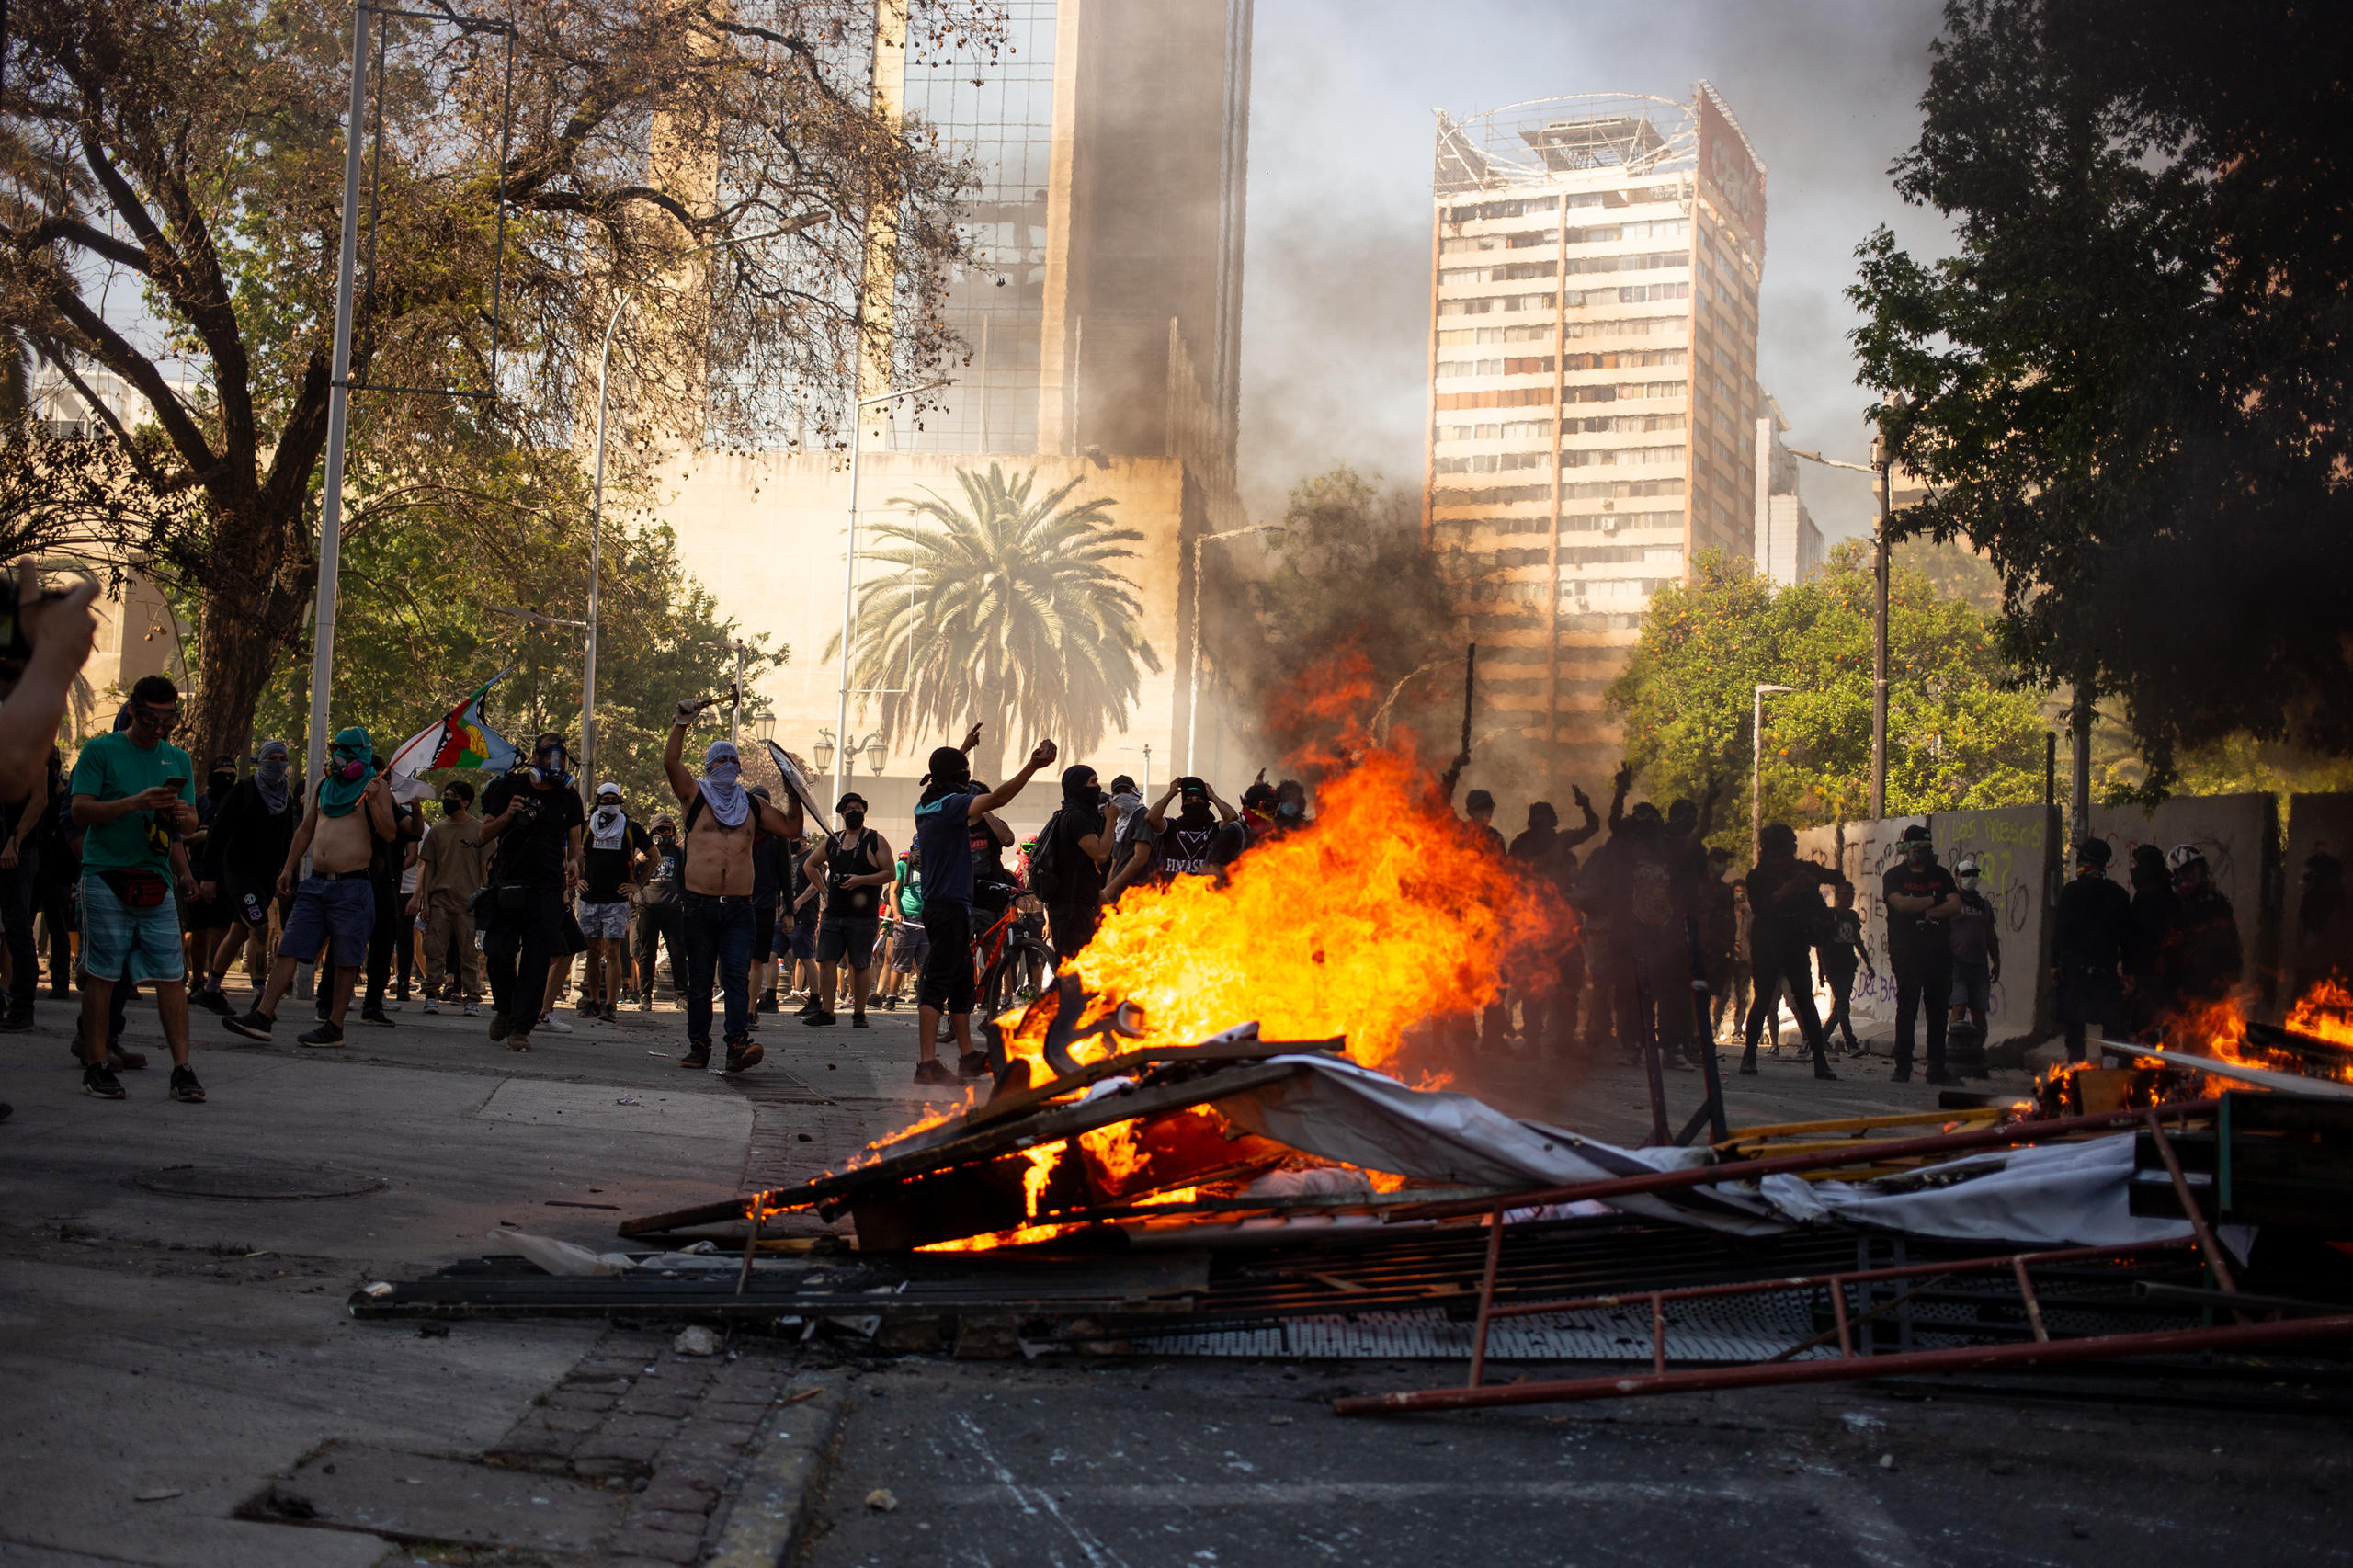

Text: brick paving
xmin=483 ymin=1325 xmax=800 ymax=1568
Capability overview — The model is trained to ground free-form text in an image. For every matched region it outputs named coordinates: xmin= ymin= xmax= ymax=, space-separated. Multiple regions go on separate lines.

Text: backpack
xmin=1027 ymin=809 xmax=1069 ymax=903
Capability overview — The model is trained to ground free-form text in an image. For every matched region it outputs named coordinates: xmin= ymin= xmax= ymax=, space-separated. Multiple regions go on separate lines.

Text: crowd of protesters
xmin=0 ymin=659 xmax=2263 ymax=1115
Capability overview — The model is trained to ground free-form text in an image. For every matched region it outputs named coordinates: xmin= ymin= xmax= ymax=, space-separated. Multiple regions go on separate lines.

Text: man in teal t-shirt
xmin=67 ymin=674 xmax=201 ymax=1102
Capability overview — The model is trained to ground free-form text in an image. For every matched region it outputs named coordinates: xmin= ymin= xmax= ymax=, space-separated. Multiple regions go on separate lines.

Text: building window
xmin=1438 ymin=298 xmax=1496 ymax=316
xmin=1617 ymin=282 xmax=1691 ymax=304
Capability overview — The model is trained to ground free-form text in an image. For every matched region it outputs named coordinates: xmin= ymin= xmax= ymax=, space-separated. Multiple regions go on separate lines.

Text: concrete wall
xmin=1794 ymin=804 xmax=2057 ymax=1049
xmin=2282 ymin=791 xmax=2353 ymax=995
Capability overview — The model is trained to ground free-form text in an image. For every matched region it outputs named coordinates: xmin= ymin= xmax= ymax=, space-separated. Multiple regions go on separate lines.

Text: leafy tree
xmin=1608 ymin=544 xmax=2045 ymax=855
xmin=1848 ymin=0 xmax=2353 ymax=797
xmin=232 ymin=449 xmax=772 ymax=808
xmin=0 ymin=0 xmax=994 ymax=764
xmin=1231 ymin=467 xmax=1463 ymax=767
xmin=829 ymin=463 xmax=1159 ymax=778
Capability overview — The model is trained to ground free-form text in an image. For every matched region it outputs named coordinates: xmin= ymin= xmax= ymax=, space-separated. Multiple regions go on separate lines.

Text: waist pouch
xmin=100 ymin=869 xmax=169 ymax=909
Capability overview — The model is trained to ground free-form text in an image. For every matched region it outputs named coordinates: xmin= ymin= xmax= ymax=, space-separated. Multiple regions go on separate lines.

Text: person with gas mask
xmin=1031 ymin=764 xmax=1118 ymax=959
xmin=1881 ymin=823 xmax=1963 ymax=1084
xmin=474 ymin=733 xmax=585 ymax=1052
xmin=912 ymin=723 xmax=1058 ymax=1085
xmin=633 ymin=812 xmax=688 ymax=1011
xmin=801 ymin=791 xmax=892 ymax=1028
xmin=190 ymin=740 xmax=300 ymax=1017
xmin=1273 ymin=778 xmax=1311 ymax=834
xmin=574 ymin=781 xmax=649 ymax=1025
xmin=1142 ymin=776 xmax=1244 ymax=883
xmin=410 ymin=778 xmax=486 ymax=1013
xmin=1945 ymin=857 xmax=2001 ymax=1061
xmin=221 ymin=727 xmax=396 ymax=1051
xmin=2157 ymin=845 xmax=2243 ymax=1026
xmin=662 ymin=704 xmax=803 ymax=1071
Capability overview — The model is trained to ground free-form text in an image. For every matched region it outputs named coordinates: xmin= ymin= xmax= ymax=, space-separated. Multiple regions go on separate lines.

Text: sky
xmin=1233 ymin=0 xmax=1955 ymax=541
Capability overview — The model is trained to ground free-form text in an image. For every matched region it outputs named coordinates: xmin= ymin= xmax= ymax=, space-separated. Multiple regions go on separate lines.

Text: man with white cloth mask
xmin=664 ymin=699 xmax=802 ymax=1073
xmin=575 ymin=781 xmax=650 ymax=1024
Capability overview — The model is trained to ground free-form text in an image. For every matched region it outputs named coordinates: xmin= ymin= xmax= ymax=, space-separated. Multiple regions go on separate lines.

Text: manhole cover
xmin=129 ymin=1164 xmax=387 ymax=1200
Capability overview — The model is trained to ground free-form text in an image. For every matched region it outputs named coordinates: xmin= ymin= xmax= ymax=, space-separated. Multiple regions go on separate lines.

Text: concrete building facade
xmin=1753 ymin=396 xmax=1825 ymax=587
xmin=651 ymin=0 xmax=1253 ymax=838
xmin=1425 ymin=86 xmax=1767 ymax=789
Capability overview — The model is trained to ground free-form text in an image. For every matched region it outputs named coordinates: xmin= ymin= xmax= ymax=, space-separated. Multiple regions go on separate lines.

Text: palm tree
xmin=828 ymin=463 xmax=1161 ymax=773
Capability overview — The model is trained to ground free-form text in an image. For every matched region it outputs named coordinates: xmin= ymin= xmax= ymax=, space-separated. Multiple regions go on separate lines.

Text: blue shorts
xmin=788 ymin=916 xmax=817 ymax=962
xmin=576 ymin=899 xmax=630 ymax=940
xmin=81 ymin=872 xmax=187 ymax=984
xmin=278 ymin=875 xmax=376 ymax=969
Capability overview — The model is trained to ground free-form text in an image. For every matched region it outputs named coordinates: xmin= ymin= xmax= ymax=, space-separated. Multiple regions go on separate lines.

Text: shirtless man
xmin=224 ymin=727 xmax=397 ymax=1048
xmin=664 ymin=699 xmax=802 ymax=1072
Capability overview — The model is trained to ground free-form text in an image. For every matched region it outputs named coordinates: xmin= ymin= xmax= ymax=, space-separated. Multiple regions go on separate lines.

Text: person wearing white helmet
xmin=2156 ymin=844 xmax=2242 ymax=1024
xmin=1945 ymin=858 xmax=2001 ymax=1063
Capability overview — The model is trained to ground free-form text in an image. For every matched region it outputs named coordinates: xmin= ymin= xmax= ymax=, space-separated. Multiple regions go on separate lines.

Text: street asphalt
xmin=1 ymin=978 xmax=2342 ymax=1566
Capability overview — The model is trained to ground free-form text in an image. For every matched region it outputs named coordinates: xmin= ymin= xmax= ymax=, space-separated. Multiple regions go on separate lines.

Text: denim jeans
xmin=682 ymin=892 xmax=755 ymax=1049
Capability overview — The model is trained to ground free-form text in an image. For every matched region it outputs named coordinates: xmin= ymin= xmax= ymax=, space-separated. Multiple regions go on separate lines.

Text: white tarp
xmin=1211 ymin=1054 xmax=2190 ymax=1250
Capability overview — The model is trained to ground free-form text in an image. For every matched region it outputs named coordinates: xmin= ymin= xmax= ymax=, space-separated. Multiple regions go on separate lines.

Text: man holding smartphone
xmin=67 ymin=674 xmax=202 ymax=1101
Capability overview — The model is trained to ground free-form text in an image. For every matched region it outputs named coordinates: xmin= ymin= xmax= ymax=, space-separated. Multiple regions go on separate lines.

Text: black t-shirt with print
xmin=1154 ymin=813 xmax=1242 ymax=880
xmin=822 ymin=828 xmax=885 ymax=918
xmin=1881 ymin=858 xmax=1959 ymax=963
xmin=582 ymin=816 xmax=652 ymax=903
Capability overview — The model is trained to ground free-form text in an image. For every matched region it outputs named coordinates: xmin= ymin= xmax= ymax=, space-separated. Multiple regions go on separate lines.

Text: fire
xmin=2287 ymin=978 xmax=2353 ymax=1050
xmin=915 ymin=1221 xmax=1090 ymax=1254
xmin=1020 ymin=1140 xmax=1066 ymax=1219
xmin=996 ymin=648 xmax=1567 ymax=1084
xmin=1077 ymin=1119 xmax=1143 ymax=1186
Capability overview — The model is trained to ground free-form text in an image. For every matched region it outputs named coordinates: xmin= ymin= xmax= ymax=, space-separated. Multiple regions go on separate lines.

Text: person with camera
xmin=219 ymin=726 xmax=395 ymax=1051
xmin=190 ymin=739 xmax=301 ymax=1017
xmin=473 ymin=733 xmax=585 ymax=1052
xmin=912 ymin=724 xmax=1056 ymax=1085
xmin=801 ymin=791 xmax=891 ymax=1028
xmin=411 ymin=779 xmax=486 ymax=1014
xmin=67 ymin=675 xmax=203 ymax=1099
xmin=662 ymin=702 xmax=803 ymax=1071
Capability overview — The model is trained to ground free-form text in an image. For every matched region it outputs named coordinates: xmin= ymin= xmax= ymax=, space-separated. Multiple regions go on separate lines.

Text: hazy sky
xmin=1234 ymin=0 xmax=1954 ymax=541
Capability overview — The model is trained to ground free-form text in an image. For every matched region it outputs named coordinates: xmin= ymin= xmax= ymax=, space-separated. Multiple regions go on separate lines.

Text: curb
xmin=703 ymin=1369 xmax=852 ymax=1568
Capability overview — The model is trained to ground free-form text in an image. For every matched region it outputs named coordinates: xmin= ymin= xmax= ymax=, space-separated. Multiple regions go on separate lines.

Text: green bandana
xmin=320 ymin=726 xmax=373 ymax=818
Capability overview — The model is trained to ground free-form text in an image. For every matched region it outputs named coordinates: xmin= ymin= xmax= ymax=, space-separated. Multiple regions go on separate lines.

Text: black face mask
xmin=209 ymin=772 xmax=233 ymax=793
xmin=841 ymin=810 xmax=867 ymax=832
xmin=441 ymin=797 xmax=464 ymax=816
xmin=1277 ymin=801 xmax=1302 ymax=819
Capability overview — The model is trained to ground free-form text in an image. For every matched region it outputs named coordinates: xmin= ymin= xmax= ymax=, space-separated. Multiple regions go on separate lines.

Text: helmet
xmin=1954 ymin=858 xmax=1979 ymax=879
xmin=2166 ymin=844 xmax=2208 ymax=874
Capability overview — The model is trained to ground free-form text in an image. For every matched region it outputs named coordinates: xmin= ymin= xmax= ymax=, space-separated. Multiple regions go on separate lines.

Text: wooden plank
xmin=620 ymin=1061 xmax=1310 ymax=1237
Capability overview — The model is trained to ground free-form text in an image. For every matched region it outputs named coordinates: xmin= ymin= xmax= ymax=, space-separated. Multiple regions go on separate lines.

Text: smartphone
xmin=161 ymin=776 xmax=188 ymax=794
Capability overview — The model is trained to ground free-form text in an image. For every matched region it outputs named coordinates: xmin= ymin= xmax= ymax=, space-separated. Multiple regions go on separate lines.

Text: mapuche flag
xmin=387 ymin=672 xmax=518 ymax=778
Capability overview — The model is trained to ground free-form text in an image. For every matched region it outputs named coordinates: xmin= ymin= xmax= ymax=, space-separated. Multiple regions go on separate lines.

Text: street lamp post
xmin=1185 ymin=522 xmax=1279 ymax=775
xmin=1752 ymin=684 xmax=1793 ymax=859
xmin=580 ymin=222 xmax=806 ymax=796
xmin=1785 ymin=439 xmax=1895 ymax=818
xmin=834 ymin=379 xmax=949 ymax=809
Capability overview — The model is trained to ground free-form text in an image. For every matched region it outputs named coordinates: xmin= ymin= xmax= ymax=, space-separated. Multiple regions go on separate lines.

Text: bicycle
xmin=972 ymin=899 xmax=1055 ymax=1020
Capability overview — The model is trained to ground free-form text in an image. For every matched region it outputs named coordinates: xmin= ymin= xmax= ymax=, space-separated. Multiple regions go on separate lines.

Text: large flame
xmin=999 ymin=648 xmax=1567 ymax=1083
xmin=2286 ymin=977 xmax=2353 ymax=1054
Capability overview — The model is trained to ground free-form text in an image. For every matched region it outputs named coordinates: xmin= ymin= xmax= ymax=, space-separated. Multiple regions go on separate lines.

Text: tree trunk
xmin=187 ymin=552 xmax=316 ymax=770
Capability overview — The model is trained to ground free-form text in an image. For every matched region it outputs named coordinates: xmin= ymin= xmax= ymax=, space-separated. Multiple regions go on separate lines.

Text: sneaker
xmin=487 ymin=1011 xmax=511 ymax=1042
xmin=420 ymin=997 xmax=439 ymax=1015
xmin=299 ymin=1022 xmax=345 ymax=1048
xmin=757 ymin=991 xmax=779 ymax=1013
xmin=680 ymin=1045 xmax=710 ymax=1070
xmin=462 ymin=1001 xmax=481 ymax=1017
xmin=601 ymin=1003 xmax=619 ymax=1024
xmin=851 ymin=1013 xmax=870 ymax=1029
xmin=724 ymin=1041 xmax=765 ymax=1074
xmin=358 ymin=1007 xmax=394 ymax=1028
xmin=802 ymin=1009 xmax=836 ymax=1028
xmin=189 ymin=987 xmax=233 ymax=1017
xmin=957 ymin=1050 xmax=991 ymax=1077
xmin=506 ymin=1032 xmax=533 ymax=1053
xmin=540 ymin=1013 xmax=574 ymax=1035
xmin=1814 ymin=1060 xmax=1840 ymax=1081
xmin=1890 ymin=1064 xmax=1914 ymax=1084
xmin=169 ymin=1063 xmax=207 ymax=1102
xmin=82 ymin=1062 xmax=126 ymax=1099
xmin=796 ymin=996 xmax=822 ymax=1019
xmin=880 ymin=994 xmax=900 ymax=1011
xmin=913 ymin=1058 xmax=958 ymax=1086
xmin=637 ymin=996 xmax=655 ymax=1013
xmin=0 ymin=1008 xmax=31 ymax=1033
xmin=222 ymin=1008 xmax=275 ymax=1042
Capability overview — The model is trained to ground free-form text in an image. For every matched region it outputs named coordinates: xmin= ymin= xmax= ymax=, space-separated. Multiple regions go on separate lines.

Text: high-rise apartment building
xmin=1426 ymin=87 xmax=1767 ymax=787
xmin=654 ymin=0 xmax=1252 ymax=834
xmin=1755 ymin=395 xmax=1825 ymax=587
